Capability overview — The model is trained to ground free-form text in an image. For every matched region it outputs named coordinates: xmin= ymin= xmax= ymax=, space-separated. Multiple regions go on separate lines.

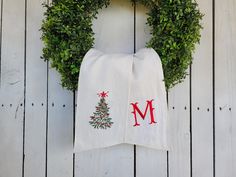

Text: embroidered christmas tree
xmin=89 ymin=91 xmax=113 ymax=129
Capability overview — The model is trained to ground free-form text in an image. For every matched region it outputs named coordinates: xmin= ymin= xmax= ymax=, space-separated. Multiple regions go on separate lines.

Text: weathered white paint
xmin=24 ymin=0 xmax=47 ymax=177
xmin=192 ymin=0 xmax=214 ymax=177
xmin=46 ymin=1 xmax=74 ymax=177
xmin=47 ymin=38 xmax=74 ymax=177
xmin=0 ymin=0 xmax=236 ymax=177
xmin=215 ymin=0 xmax=236 ymax=176
xmin=0 ymin=0 xmax=25 ymax=177
xmin=168 ymin=75 xmax=191 ymax=177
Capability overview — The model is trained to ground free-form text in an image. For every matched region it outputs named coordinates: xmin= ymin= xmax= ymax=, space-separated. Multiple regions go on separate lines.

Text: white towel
xmin=74 ymin=48 xmax=169 ymax=153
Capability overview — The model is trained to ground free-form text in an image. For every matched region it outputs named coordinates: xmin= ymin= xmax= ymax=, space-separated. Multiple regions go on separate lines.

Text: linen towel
xmin=74 ymin=48 xmax=169 ymax=153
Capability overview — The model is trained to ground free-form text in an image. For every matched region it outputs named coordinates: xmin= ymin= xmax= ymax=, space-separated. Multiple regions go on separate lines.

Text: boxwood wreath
xmin=41 ymin=0 xmax=203 ymax=91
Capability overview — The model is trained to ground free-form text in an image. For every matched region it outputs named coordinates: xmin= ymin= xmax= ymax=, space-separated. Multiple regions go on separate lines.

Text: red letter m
xmin=131 ymin=99 xmax=157 ymax=127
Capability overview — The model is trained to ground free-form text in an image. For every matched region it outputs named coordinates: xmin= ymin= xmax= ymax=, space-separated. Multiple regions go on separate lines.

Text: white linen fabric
xmin=74 ymin=48 xmax=170 ymax=153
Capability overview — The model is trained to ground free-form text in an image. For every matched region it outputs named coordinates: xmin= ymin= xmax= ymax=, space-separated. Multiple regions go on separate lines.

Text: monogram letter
xmin=131 ymin=99 xmax=157 ymax=127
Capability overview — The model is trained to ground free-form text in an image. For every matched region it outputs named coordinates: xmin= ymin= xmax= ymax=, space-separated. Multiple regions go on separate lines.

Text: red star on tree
xmin=98 ymin=91 xmax=109 ymax=98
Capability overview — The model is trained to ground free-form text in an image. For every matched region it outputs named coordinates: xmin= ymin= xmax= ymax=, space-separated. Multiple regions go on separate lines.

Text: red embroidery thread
xmin=131 ymin=99 xmax=157 ymax=127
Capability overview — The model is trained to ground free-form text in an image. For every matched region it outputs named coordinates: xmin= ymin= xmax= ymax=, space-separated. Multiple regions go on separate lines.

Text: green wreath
xmin=41 ymin=0 xmax=203 ymax=91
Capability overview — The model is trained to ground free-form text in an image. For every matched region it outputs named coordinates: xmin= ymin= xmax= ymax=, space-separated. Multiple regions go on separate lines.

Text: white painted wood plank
xmin=136 ymin=148 xmax=167 ymax=177
xmin=47 ymin=68 xmax=74 ymax=177
xmin=191 ymin=0 xmax=213 ymax=177
xmin=215 ymin=0 xmax=236 ymax=176
xmin=168 ymin=76 xmax=191 ymax=177
xmin=75 ymin=0 xmax=134 ymax=177
xmin=24 ymin=0 xmax=47 ymax=177
xmin=135 ymin=4 xmax=151 ymax=51
xmin=92 ymin=0 xmax=134 ymax=54
xmin=135 ymin=4 xmax=167 ymax=177
xmin=75 ymin=144 xmax=133 ymax=177
xmin=46 ymin=1 xmax=73 ymax=177
xmin=0 ymin=0 xmax=25 ymax=176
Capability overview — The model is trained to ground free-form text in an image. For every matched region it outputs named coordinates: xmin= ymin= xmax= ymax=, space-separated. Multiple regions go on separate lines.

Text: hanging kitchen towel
xmin=74 ymin=48 xmax=170 ymax=153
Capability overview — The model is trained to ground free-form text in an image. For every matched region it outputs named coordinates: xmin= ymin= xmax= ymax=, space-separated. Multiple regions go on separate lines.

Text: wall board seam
xmin=0 ymin=0 xmax=3 ymax=87
xmin=22 ymin=0 xmax=27 ymax=176
xmin=212 ymin=0 xmax=216 ymax=177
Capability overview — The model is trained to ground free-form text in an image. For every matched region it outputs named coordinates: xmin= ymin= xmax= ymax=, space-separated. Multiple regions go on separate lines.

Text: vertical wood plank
xmin=75 ymin=0 xmax=134 ymax=177
xmin=168 ymin=76 xmax=191 ymax=177
xmin=215 ymin=0 xmax=236 ymax=176
xmin=92 ymin=0 xmax=134 ymax=54
xmin=46 ymin=1 xmax=74 ymax=177
xmin=47 ymin=73 xmax=73 ymax=177
xmin=0 ymin=0 xmax=25 ymax=176
xmin=135 ymin=4 xmax=167 ymax=177
xmin=47 ymin=58 xmax=74 ymax=177
xmin=191 ymin=0 xmax=214 ymax=177
xmin=24 ymin=0 xmax=47 ymax=177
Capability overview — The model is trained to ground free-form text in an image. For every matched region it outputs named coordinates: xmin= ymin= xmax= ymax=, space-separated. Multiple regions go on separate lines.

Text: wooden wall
xmin=0 ymin=0 xmax=235 ymax=177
